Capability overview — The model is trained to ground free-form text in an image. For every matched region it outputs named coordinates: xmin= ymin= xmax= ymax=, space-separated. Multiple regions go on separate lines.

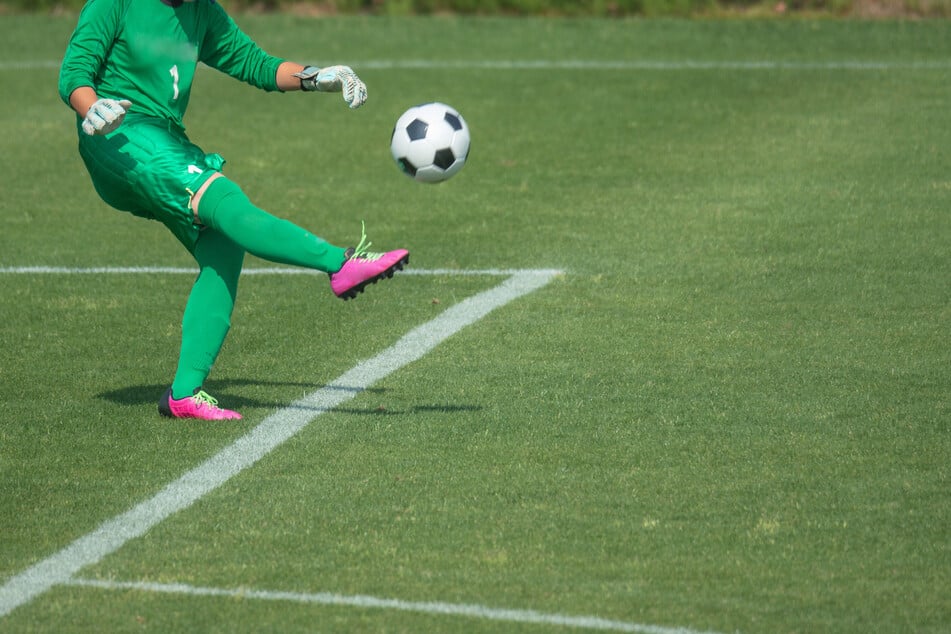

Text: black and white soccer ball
xmin=390 ymin=102 xmax=470 ymax=183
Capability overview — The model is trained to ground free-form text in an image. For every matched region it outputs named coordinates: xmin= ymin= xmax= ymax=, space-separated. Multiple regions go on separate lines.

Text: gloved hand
xmin=294 ymin=65 xmax=367 ymax=109
xmin=82 ymin=98 xmax=133 ymax=136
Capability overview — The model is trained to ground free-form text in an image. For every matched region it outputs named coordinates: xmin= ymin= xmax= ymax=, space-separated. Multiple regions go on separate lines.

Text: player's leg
xmin=195 ymin=175 xmax=348 ymax=271
xmin=194 ymin=176 xmax=410 ymax=300
xmin=159 ymin=228 xmax=244 ymax=421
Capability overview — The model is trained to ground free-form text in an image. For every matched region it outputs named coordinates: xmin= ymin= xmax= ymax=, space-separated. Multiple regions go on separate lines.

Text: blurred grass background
xmin=2 ymin=0 xmax=951 ymax=18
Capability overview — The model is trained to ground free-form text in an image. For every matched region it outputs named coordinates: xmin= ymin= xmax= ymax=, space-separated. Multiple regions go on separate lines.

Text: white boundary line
xmin=0 ymin=269 xmax=559 ymax=617
xmin=358 ymin=59 xmax=951 ymax=71
xmin=0 ymin=265 xmax=558 ymax=277
xmin=3 ymin=59 xmax=951 ymax=71
xmin=66 ymin=578 xmax=724 ymax=634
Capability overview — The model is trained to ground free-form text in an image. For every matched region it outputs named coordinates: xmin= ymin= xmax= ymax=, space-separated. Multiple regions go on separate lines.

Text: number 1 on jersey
xmin=169 ymin=65 xmax=180 ymax=101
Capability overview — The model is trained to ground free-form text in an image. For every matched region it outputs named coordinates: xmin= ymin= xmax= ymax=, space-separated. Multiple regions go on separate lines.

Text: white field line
xmin=358 ymin=59 xmax=951 ymax=71
xmin=0 ymin=265 xmax=560 ymax=277
xmin=3 ymin=59 xmax=951 ymax=71
xmin=0 ymin=269 xmax=559 ymax=618
xmin=67 ymin=578 xmax=724 ymax=634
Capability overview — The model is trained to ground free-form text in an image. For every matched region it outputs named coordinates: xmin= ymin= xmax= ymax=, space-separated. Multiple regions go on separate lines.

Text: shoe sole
xmin=336 ymin=253 xmax=410 ymax=301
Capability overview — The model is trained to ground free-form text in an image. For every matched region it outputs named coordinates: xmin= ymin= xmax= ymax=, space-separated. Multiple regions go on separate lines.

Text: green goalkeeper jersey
xmin=58 ymin=0 xmax=284 ymax=129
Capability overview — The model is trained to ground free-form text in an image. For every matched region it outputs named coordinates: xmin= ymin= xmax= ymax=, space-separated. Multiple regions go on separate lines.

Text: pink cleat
xmin=158 ymin=388 xmax=242 ymax=421
xmin=330 ymin=222 xmax=409 ymax=300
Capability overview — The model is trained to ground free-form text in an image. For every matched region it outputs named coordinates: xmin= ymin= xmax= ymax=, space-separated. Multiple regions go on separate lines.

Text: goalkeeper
xmin=59 ymin=0 xmax=409 ymax=421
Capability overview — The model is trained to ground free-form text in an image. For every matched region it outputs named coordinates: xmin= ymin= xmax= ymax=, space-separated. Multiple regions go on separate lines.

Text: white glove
xmin=294 ymin=65 xmax=367 ymax=109
xmin=82 ymin=98 xmax=133 ymax=136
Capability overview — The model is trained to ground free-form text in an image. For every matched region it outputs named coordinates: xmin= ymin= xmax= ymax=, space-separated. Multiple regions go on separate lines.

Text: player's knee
xmin=193 ymin=175 xmax=247 ymax=229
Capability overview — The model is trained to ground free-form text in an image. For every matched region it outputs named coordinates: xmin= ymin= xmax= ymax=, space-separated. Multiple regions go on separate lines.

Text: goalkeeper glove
xmin=82 ymin=98 xmax=132 ymax=136
xmin=294 ymin=65 xmax=367 ymax=109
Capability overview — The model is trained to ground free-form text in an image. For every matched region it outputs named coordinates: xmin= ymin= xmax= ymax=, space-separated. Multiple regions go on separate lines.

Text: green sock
xmin=170 ymin=229 xmax=244 ymax=400
xmin=198 ymin=177 xmax=348 ymax=272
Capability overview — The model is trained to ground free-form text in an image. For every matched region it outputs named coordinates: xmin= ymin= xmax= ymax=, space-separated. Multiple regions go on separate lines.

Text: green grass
xmin=2 ymin=14 xmax=950 ymax=634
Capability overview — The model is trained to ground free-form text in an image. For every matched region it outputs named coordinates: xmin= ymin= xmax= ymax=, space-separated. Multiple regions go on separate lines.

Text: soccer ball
xmin=390 ymin=102 xmax=470 ymax=183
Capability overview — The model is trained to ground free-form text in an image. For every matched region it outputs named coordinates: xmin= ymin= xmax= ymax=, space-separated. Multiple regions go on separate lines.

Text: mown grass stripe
xmin=4 ymin=59 xmax=951 ymax=71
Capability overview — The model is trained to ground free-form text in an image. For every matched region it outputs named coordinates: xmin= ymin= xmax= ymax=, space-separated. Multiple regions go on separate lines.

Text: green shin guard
xmin=197 ymin=177 xmax=348 ymax=272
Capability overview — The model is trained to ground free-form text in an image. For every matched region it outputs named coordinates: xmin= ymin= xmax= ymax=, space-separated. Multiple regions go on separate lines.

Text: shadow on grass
xmin=97 ymin=381 xmax=480 ymax=416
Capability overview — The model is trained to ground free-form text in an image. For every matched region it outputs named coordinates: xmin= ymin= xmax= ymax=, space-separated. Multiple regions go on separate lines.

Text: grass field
xmin=1 ymin=14 xmax=950 ymax=634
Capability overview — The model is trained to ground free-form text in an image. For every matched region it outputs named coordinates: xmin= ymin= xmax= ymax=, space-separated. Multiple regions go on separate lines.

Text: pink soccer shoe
xmin=158 ymin=388 xmax=242 ymax=421
xmin=330 ymin=223 xmax=409 ymax=300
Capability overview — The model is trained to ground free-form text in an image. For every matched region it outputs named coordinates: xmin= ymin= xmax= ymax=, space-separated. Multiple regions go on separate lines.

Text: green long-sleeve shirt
xmin=59 ymin=0 xmax=284 ymax=129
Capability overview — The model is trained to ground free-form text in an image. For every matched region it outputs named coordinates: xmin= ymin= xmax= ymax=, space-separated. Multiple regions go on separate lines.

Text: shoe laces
xmin=192 ymin=390 xmax=223 ymax=410
xmin=348 ymin=221 xmax=386 ymax=262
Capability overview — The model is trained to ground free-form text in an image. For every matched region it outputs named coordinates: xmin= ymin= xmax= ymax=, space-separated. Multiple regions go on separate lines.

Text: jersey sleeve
xmin=58 ymin=0 xmax=124 ymax=106
xmin=199 ymin=3 xmax=284 ymax=92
